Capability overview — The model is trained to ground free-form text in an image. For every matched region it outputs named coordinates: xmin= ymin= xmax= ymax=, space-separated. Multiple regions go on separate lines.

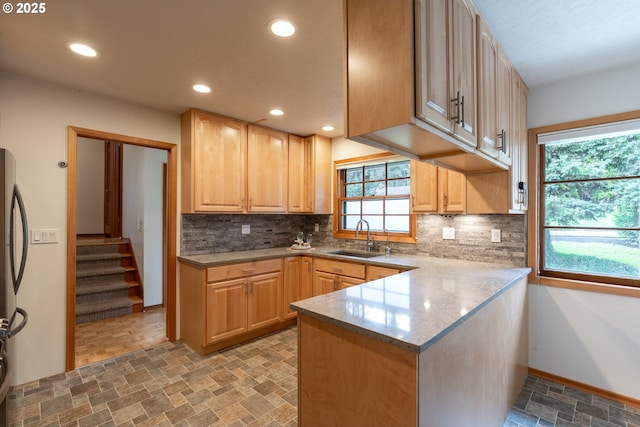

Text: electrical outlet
xmin=314 ymin=223 xmax=320 ymax=232
xmin=442 ymin=227 xmax=455 ymax=240
xmin=491 ymin=229 xmax=501 ymax=243
xmin=241 ymin=224 xmax=250 ymax=234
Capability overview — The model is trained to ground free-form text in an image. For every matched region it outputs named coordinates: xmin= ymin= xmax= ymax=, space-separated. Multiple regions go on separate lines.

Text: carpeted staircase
xmin=76 ymin=238 xmax=143 ymax=324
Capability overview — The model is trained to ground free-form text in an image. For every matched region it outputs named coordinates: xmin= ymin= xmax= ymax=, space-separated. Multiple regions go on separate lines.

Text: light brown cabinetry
xmin=180 ymin=258 xmax=291 ymax=355
xmin=344 ymin=0 xmax=504 ymax=173
xmin=411 ymin=161 xmax=465 ymax=213
xmin=366 ymin=265 xmax=401 ymax=281
xmin=182 ymin=108 xmax=330 ymax=214
xmin=477 ymin=15 xmax=512 ymax=166
xmin=288 ymin=135 xmax=332 ymax=214
xmin=282 ymin=256 xmax=313 ymax=319
xmin=181 ymin=109 xmax=246 ymax=213
xmin=312 ymin=258 xmax=366 ymax=296
xmin=509 ymin=70 xmax=528 ymax=212
xmin=247 ymin=125 xmax=288 ymax=212
xmin=416 ymin=0 xmax=478 ymax=147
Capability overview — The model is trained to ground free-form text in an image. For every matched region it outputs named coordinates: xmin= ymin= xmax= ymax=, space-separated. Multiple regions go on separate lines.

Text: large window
xmin=335 ymin=157 xmax=415 ymax=241
xmin=539 ymin=119 xmax=640 ymax=286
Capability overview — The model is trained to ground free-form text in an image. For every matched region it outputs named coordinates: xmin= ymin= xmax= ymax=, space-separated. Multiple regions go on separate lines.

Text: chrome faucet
xmin=355 ymin=219 xmax=373 ymax=253
xmin=384 ymin=229 xmax=391 ymax=255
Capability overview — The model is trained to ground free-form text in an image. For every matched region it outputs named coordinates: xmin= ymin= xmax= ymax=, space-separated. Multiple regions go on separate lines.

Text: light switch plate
xmin=491 ymin=229 xmax=501 ymax=243
xmin=31 ymin=228 xmax=59 ymax=244
xmin=241 ymin=224 xmax=250 ymax=235
xmin=442 ymin=227 xmax=455 ymax=240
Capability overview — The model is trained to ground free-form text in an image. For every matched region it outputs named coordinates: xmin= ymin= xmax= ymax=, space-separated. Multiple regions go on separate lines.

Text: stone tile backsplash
xmin=181 ymin=213 xmax=527 ymax=266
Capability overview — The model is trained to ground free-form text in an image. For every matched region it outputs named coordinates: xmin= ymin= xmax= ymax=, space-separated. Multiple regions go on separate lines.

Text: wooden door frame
xmin=66 ymin=126 xmax=178 ymax=371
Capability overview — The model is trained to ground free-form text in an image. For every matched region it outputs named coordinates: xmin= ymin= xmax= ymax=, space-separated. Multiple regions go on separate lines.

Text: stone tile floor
xmin=8 ymin=326 xmax=640 ymax=426
xmin=504 ymin=375 xmax=640 ymax=427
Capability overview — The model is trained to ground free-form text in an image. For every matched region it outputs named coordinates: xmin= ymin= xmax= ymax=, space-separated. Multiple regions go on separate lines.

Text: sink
xmin=328 ymin=250 xmax=381 ymax=259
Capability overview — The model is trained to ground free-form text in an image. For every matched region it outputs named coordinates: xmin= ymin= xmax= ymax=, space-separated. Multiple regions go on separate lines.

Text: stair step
xmin=76 ymin=266 xmax=125 ymax=279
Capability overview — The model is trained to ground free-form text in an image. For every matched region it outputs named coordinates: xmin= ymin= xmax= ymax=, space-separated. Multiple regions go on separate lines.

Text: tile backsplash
xmin=181 ymin=213 xmax=527 ymax=266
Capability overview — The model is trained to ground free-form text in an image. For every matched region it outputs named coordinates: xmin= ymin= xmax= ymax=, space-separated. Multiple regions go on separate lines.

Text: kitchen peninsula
xmin=178 ymin=248 xmax=530 ymax=427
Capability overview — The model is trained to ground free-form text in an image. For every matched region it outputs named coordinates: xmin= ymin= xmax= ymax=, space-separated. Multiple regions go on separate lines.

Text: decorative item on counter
xmin=291 ymin=231 xmax=313 ymax=250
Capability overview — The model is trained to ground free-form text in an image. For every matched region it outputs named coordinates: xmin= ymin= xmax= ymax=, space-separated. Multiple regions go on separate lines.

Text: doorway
xmin=66 ymin=126 xmax=177 ymax=371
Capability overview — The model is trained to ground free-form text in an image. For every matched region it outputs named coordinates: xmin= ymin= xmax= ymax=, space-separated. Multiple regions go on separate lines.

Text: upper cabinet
xmin=509 ymin=70 xmax=529 ymax=212
xmin=477 ymin=15 xmax=511 ymax=165
xmin=181 ymin=109 xmax=332 ymax=214
xmin=415 ymin=0 xmax=477 ymax=147
xmin=288 ymin=135 xmax=332 ymax=214
xmin=411 ymin=161 xmax=466 ymax=213
xmin=247 ymin=125 xmax=288 ymax=213
xmin=181 ymin=109 xmax=246 ymax=213
xmin=344 ymin=0 xmax=502 ymax=173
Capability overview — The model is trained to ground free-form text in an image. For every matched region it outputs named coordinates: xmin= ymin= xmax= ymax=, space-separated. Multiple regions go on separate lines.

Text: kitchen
xmin=1 ymin=0 xmax=640 ymax=426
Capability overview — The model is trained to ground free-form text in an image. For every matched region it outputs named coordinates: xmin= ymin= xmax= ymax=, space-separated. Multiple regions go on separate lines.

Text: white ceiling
xmin=1 ymin=0 xmax=639 ymax=138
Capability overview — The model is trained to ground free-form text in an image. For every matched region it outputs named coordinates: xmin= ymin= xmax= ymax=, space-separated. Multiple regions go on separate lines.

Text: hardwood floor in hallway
xmin=74 ymin=306 xmax=167 ymax=367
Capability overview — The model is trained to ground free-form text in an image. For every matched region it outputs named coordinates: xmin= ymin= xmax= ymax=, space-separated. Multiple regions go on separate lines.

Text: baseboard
xmin=529 ymin=368 xmax=640 ymax=408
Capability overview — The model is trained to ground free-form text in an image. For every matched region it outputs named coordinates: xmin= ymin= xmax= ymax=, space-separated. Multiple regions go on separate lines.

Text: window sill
xmin=332 ymin=231 xmax=417 ymax=244
xmin=530 ymin=274 xmax=640 ymax=298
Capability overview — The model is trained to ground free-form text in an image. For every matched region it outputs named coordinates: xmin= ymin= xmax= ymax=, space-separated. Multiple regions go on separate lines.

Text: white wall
xmin=76 ymin=137 xmax=104 ymax=234
xmin=528 ymin=62 xmax=640 ymax=400
xmin=143 ymin=148 xmax=167 ymax=306
xmin=0 ymin=71 xmax=180 ymax=385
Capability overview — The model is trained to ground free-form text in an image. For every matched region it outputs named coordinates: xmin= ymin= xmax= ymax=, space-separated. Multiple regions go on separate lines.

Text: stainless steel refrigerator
xmin=0 ymin=149 xmax=29 ymax=426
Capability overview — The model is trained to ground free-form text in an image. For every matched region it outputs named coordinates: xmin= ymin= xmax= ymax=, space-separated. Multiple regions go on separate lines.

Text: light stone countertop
xmin=178 ymin=247 xmax=531 ymax=353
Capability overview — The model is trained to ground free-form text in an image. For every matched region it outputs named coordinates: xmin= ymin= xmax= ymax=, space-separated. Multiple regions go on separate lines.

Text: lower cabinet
xmin=366 ymin=265 xmax=402 ymax=281
xmin=180 ymin=258 xmax=294 ymax=355
xmin=283 ymin=256 xmax=313 ymax=319
xmin=312 ymin=258 xmax=366 ymax=295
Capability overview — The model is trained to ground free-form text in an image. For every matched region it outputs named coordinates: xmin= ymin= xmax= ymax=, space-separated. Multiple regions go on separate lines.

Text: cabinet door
xmin=313 ymin=271 xmax=338 ymax=296
xmin=510 ymin=70 xmax=528 ymax=212
xmin=449 ymin=0 xmax=478 ymax=146
xmin=283 ymin=257 xmax=302 ymax=319
xmin=338 ymin=276 xmax=366 ymax=289
xmin=496 ymin=46 xmax=512 ymax=165
xmin=205 ymin=278 xmax=247 ymax=344
xmin=191 ymin=111 xmax=246 ymax=212
xmin=247 ymin=125 xmax=288 ymax=212
xmin=301 ymin=256 xmax=313 ymax=299
xmin=288 ymin=135 xmax=306 ymax=213
xmin=415 ymin=0 xmax=452 ymax=134
xmin=477 ymin=17 xmax=499 ymax=158
xmin=439 ymin=168 xmax=466 ymax=213
xmin=411 ymin=161 xmax=438 ymax=212
xmin=247 ymin=272 xmax=282 ymax=330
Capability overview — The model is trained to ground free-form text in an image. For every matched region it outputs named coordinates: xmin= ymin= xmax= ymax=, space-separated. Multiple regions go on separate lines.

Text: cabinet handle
xmin=451 ymin=91 xmax=464 ymax=126
xmin=248 ymin=281 xmax=253 ymax=293
xmin=334 ymin=277 xmax=340 ymax=290
xmin=412 ymin=195 xmax=415 ymax=208
xmin=332 ymin=267 xmax=343 ymax=273
xmin=249 ymin=198 xmax=252 ymax=209
xmin=497 ymin=129 xmax=507 ymax=153
xmin=242 ymin=268 xmax=255 ymax=273
xmin=305 ymin=261 xmax=311 ymax=272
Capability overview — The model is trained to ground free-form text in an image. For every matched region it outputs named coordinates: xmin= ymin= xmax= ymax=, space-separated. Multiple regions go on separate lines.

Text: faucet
xmin=384 ymin=229 xmax=391 ymax=255
xmin=355 ymin=219 xmax=373 ymax=253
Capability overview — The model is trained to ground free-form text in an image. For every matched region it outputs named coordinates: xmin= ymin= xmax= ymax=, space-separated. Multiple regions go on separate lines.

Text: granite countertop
xmin=179 ymin=247 xmax=531 ymax=353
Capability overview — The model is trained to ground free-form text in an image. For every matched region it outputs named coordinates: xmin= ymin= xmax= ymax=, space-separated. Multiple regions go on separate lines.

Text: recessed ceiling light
xmin=66 ymin=42 xmax=99 ymax=58
xmin=192 ymin=84 xmax=211 ymax=94
xmin=322 ymin=125 xmax=335 ymax=132
xmin=269 ymin=19 xmax=296 ymax=37
xmin=270 ymin=109 xmax=284 ymax=116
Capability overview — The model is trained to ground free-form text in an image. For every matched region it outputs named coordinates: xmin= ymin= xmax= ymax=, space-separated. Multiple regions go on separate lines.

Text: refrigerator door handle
xmin=8 ymin=307 xmax=27 ymax=338
xmin=10 ymin=185 xmax=28 ymax=295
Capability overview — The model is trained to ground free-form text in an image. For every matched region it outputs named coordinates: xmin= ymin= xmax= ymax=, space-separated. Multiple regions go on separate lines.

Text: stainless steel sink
xmin=328 ymin=250 xmax=380 ymax=259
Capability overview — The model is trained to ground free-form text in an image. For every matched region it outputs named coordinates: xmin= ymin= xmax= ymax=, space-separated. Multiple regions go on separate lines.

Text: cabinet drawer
xmin=367 ymin=265 xmax=401 ymax=281
xmin=314 ymin=258 xmax=365 ymax=279
xmin=207 ymin=258 xmax=282 ymax=283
